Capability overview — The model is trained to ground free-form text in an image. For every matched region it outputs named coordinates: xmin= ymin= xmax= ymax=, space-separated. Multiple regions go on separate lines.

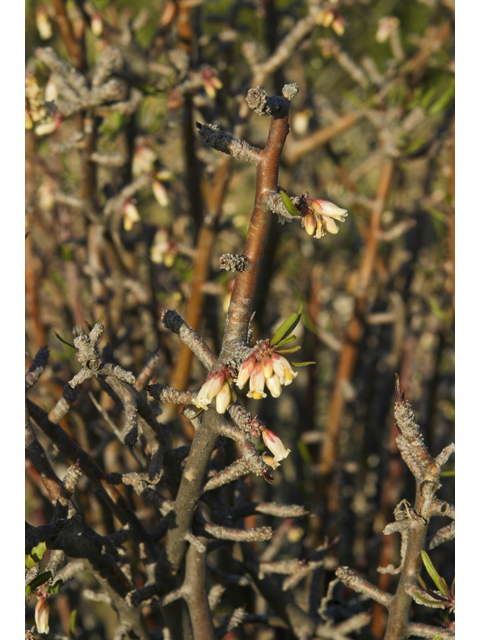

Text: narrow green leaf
xmin=291 ymin=361 xmax=316 ymax=367
xmin=69 ymin=609 xmax=77 ymax=639
xmin=270 ymin=304 xmax=303 ymax=346
xmin=279 ymin=190 xmax=301 ymax=216
xmin=438 ymin=576 xmax=450 ymax=598
xmin=25 ymin=555 xmax=37 ymax=569
xmin=432 ymin=635 xmax=441 ymax=640
xmin=421 ymin=551 xmax=445 ymax=594
xmin=275 ymin=335 xmax=298 ymax=348
xmin=441 ymin=469 xmax=455 ymax=477
xmin=26 ymin=571 xmax=52 ymax=596
xmin=276 ymin=345 xmax=302 ymax=354
xmin=95 ymin=310 xmax=106 ymax=324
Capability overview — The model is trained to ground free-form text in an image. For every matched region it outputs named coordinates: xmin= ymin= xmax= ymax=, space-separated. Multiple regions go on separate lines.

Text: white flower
xmin=272 ymin=353 xmax=298 ymax=386
xmin=306 ymin=198 xmax=348 ymax=237
xmin=196 ymin=371 xmax=225 ymax=410
xmin=262 ymin=430 xmax=291 ymax=462
xmin=265 ymin=374 xmax=282 ymax=398
xmin=122 ymin=201 xmax=140 ymax=231
xmin=215 ymin=380 xmax=236 ymax=414
xmin=35 ymin=597 xmax=50 ymax=634
xmin=152 ymin=180 xmax=170 ymax=207
xmin=36 ymin=7 xmax=52 ymax=40
xmin=247 ymin=362 xmax=267 ymax=400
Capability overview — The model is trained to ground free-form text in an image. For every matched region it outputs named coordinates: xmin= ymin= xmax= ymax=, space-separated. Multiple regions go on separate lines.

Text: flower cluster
xmin=196 ymin=368 xmax=237 ymax=414
xmin=236 ymin=340 xmax=298 ymax=400
xmin=300 ymin=195 xmax=348 ymax=239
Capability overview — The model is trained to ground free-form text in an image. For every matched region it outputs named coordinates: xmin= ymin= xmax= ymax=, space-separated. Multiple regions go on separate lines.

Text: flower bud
xmin=304 ymin=212 xmax=317 ymax=236
xmin=237 ymin=354 xmax=256 ymax=389
xmin=35 ymin=597 xmax=50 ymax=634
xmin=261 ymin=355 xmax=273 ymax=379
xmin=262 ymin=429 xmax=291 ymax=462
xmin=216 ymin=380 xmax=236 ymax=414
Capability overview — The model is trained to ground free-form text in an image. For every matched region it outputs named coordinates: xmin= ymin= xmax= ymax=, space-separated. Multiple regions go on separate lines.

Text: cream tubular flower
xmin=261 ymin=355 xmax=274 ymax=379
xmin=247 ymin=362 xmax=267 ymax=400
xmin=265 ymin=373 xmax=282 ymax=398
xmin=35 ymin=597 xmax=50 ymax=634
xmin=236 ymin=354 xmax=256 ymax=389
xmin=216 ymin=380 xmax=236 ymax=414
xmin=196 ymin=371 xmax=225 ymax=410
xmin=309 ymin=198 xmax=348 ymax=236
xmin=272 ymin=353 xmax=298 ymax=386
xmin=262 ymin=429 xmax=291 ymax=462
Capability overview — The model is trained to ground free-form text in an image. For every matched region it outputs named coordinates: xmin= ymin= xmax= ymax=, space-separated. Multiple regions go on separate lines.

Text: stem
xmin=221 ymin=101 xmax=291 ymax=349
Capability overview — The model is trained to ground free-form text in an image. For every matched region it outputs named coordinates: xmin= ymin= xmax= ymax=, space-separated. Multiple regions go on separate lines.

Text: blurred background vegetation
xmin=26 ymin=0 xmax=454 ymax=638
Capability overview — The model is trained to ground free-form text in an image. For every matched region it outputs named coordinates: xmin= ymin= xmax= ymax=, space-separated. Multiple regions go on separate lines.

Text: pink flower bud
xmin=261 ymin=355 xmax=274 ymax=379
xmin=262 ymin=429 xmax=291 ymax=462
xmin=35 ymin=597 xmax=50 ymax=634
xmin=304 ymin=212 xmax=317 ymax=236
xmin=237 ymin=354 xmax=256 ymax=389
xmin=91 ymin=12 xmax=103 ymax=37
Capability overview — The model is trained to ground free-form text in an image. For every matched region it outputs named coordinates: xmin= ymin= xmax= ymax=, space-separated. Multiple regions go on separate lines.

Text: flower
xmin=271 ymin=353 xmax=297 ymax=386
xmin=247 ymin=362 xmax=267 ymax=400
xmin=150 ymin=229 xmax=177 ymax=266
xmin=302 ymin=196 xmax=348 ymax=238
xmin=122 ymin=200 xmax=140 ymax=231
xmin=35 ymin=597 xmax=50 ymax=634
xmin=152 ymin=180 xmax=170 ymax=207
xmin=36 ymin=6 xmax=52 ymax=40
xmin=237 ymin=341 xmax=298 ymax=400
xmin=262 ymin=430 xmax=291 ymax=462
xmin=216 ymin=379 xmax=237 ymax=414
xmin=237 ymin=354 xmax=256 ymax=389
xmin=196 ymin=369 xmax=236 ymax=414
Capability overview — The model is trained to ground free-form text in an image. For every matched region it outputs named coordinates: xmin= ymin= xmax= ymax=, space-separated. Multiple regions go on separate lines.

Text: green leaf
xmin=31 ymin=542 xmax=47 ymax=562
xmin=275 ymin=335 xmax=298 ymax=348
xmin=25 ymin=541 xmax=48 ymax=568
xmin=291 ymin=361 xmax=316 ymax=367
xmin=95 ymin=309 xmax=106 ymax=324
xmin=46 ymin=579 xmax=64 ymax=595
xmin=279 ymin=190 xmax=301 ymax=217
xmin=26 ymin=571 xmax=52 ymax=596
xmin=270 ymin=303 xmax=304 ymax=347
xmin=421 ymin=551 xmax=446 ymax=594
xmin=276 ymin=345 xmax=302 ymax=354
xmin=432 ymin=635 xmax=442 ymax=640
xmin=69 ymin=609 xmax=77 ymax=639
xmin=441 ymin=469 xmax=455 ymax=477
xmin=417 ymin=573 xmax=428 ymax=590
